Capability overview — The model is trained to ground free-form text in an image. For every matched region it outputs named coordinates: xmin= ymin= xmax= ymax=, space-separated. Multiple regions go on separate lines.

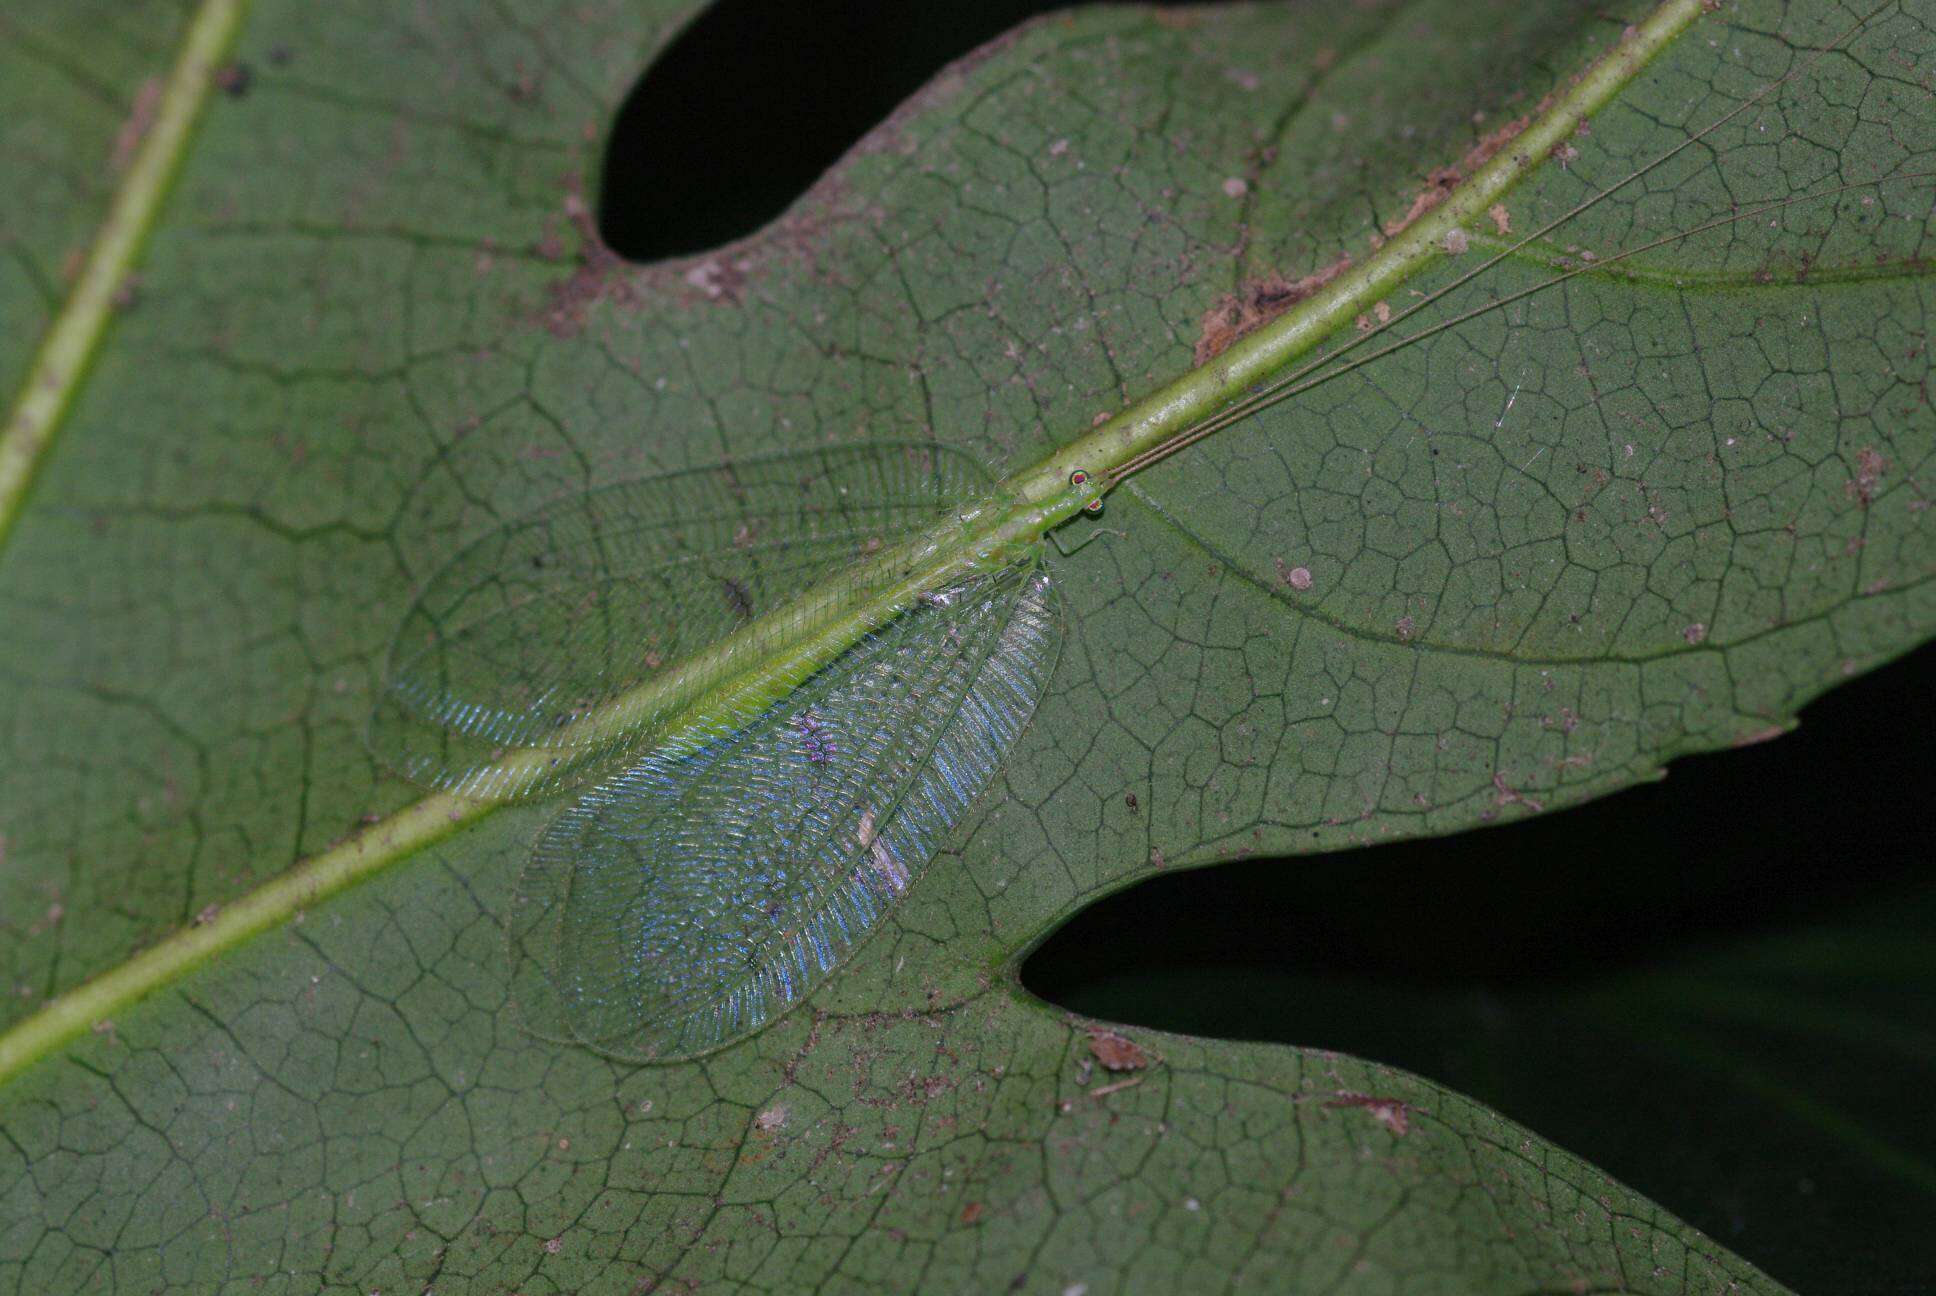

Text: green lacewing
xmin=374 ymin=444 xmax=1086 ymax=1059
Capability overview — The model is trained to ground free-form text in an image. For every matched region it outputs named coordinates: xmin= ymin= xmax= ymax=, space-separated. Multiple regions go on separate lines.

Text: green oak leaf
xmin=1 ymin=0 xmax=1930 ymax=1291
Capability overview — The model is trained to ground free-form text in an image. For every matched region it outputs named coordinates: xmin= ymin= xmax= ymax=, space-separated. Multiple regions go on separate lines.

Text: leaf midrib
xmin=0 ymin=0 xmax=248 ymax=547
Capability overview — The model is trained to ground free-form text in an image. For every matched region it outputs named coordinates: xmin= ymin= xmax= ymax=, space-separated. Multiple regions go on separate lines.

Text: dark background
xmin=598 ymin=3 xmax=1936 ymax=1291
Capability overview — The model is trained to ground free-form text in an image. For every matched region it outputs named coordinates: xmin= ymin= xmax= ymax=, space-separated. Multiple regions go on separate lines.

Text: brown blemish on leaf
xmin=111 ymin=78 xmax=164 ymax=172
xmin=1732 ymin=723 xmax=1790 ymax=748
xmin=1273 ymin=559 xmax=1314 ymax=592
xmin=1195 ymin=254 xmax=1353 ymax=364
xmin=1383 ymin=111 xmax=1535 ymax=239
xmin=683 ymin=257 xmax=752 ymax=303
xmin=959 ymin=1201 xmax=984 ymax=1226
xmin=1488 ymin=203 xmax=1512 ymax=235
xmin=1325 ymin=1092 xmax=1416 ymax=1137
xmin=536 ymin=185 xmax=635 ymax=337
xmin=1848 ymin=447 xmax=1889 ymax=506
xmin=213 ymin=62 xmax=252 ymax=98
xmin=1087 ymin=1028 xmax=1150 ymax=1072
xmin=1490 ymin=772 xmax=1544 ymax=814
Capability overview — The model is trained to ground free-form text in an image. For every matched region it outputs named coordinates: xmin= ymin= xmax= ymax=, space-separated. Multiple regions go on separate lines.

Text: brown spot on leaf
xmin=1732 ymin=723 xmax=1790 ymax=748
xmin=1848 ymin=447 xmax=1889 ymax=506
xmin=1273 ymin=560 xmax=1314 ymax=592
xmin=1195 ymin=254 xmax=1353 ymax=364
xmin=213 ymin=62 xmax=252 ymax=98
xmin=536 ymin=187 xmax=634 ymax=336
xmin=1325 ymin=1092 xmax=1416 ymax=1137
xmin=684 ymin=257 xmax=752 ymax=303
xmin=1488 ymin=203 xmax=1512 ymax=235
xmin=112 ymin=78 xmax=164 ymax=172
xmin=1382 ymin=113 xmax=1534 ymax=239
xmin=1490 ymin=772 xmax=1544 ymax=814
xmin=1087 ymin=1029 xmax=1150 ymax=1072
xmin=959 ymin=1201 xmax=984 ymax=1226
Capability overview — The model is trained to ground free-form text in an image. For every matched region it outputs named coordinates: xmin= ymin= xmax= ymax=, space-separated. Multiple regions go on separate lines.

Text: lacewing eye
xmin=1069 ymin=469 xmax=1104 ymax=514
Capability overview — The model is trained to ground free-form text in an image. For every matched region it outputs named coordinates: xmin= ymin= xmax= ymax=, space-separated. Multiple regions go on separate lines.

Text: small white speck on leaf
xmin=1441 ymin=228 xmax=1470 ymax=255
xmin=1222 ymin=177 xmax=1248 ymax=198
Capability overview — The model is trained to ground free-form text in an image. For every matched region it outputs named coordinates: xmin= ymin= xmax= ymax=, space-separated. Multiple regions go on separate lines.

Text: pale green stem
xmin=0 ymin=0 xmax=1709 ymax=1087
xmin=0 ymin=0 xmax=249 ymax=548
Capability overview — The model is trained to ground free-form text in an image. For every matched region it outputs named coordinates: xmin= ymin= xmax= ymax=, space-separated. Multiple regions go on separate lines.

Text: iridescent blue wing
xmin=507 ymin=561 xmax=1059 ymax=1061
xmin=370 ymin=442 xmax=989 ymax=800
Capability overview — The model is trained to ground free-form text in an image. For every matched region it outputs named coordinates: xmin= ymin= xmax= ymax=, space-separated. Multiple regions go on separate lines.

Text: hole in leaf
xmin=598 ymin=0 xmax=1225 ymax=260
xmin=1022 ymin=642 xmax=1935 ymax=1296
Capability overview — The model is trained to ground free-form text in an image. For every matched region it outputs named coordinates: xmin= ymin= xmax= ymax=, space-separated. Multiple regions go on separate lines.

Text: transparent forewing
xmin=371 ymin=442 xmax=991 ymax=800
xmin=507 ymin=561 xmax=1059 ymax=1062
